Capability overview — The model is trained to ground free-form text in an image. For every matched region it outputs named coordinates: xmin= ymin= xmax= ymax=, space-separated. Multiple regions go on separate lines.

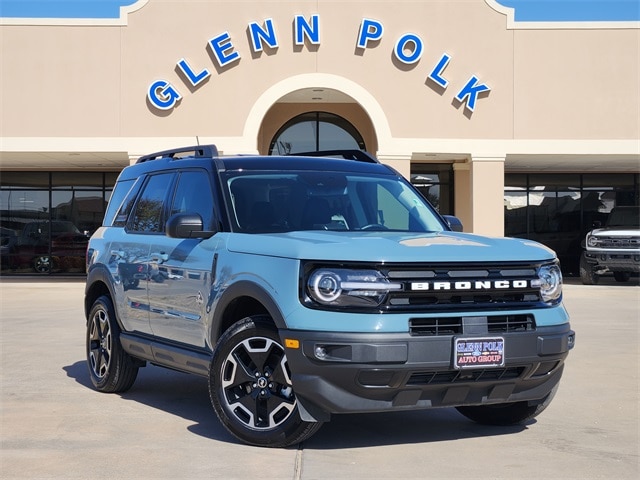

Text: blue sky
xmin=495 ymin=0 xmax=640 ymax=22
xmin=1 ymin=0 xmax=638 ymax=23
xmin=0 ymin=1 xmax=141 ymax=19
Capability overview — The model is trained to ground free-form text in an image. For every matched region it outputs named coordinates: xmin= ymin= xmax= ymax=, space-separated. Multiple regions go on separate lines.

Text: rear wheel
xmin=579 ymin=253 xmax=599 ymax=285
xmin=456 ymin=384 xmax=558 ymax=426
xmin=209 ymin=316 xmax=323 ymax=447
xmin=86 ymin=295 xmax=139 ymax=393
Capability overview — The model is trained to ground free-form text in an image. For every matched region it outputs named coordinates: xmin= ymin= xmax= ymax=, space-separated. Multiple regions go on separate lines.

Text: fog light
xmin=568 ymin=332 xmax=576 ymax=349
xmin=315 ymin=345 xmax=327 ymax=359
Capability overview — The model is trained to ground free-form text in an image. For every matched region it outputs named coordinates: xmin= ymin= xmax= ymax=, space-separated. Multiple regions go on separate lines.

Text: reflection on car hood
xmin=225 ymin=231 xmax=557 ymax=263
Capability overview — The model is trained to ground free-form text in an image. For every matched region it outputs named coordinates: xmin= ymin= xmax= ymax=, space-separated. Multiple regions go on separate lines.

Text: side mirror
xmin=442 ymin=215 xmax=463 ymax=232
xmin=166 ymin=213 xmax=215 ymax=239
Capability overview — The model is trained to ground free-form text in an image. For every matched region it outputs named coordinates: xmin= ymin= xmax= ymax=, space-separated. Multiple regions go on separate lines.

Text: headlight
xmin=306 ymin=269 xmax=402 ymax=308
xmin=533 ymin=263 xmax=563 ymax=304
xmin=587 ymin=235 xmax=599 ymax=247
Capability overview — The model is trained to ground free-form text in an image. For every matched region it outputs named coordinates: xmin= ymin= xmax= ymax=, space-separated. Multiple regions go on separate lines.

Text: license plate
xmin=454 ymin=337 xmax=505 ymax=369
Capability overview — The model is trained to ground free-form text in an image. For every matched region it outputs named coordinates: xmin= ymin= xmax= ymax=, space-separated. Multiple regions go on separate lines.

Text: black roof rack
xmin=136 ymin=144 xmax=218 ymax=164
xmin=290 ymin=150 xmax=379 ymax=164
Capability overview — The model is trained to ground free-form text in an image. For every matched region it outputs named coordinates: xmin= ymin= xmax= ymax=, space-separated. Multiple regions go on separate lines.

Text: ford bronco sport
xmin=85 ymin=145 xmax=574 ymax=447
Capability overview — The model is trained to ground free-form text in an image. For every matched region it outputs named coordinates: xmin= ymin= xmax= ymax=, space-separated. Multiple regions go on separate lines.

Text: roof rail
xmin=136 ymin=144 xmax=219 ymax=164
xmin=291 ymin=150 xmax=379 ymax=164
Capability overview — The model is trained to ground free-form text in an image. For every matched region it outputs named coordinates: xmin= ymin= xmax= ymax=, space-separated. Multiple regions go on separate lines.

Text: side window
xmin=129 ymin=173 xmax=174 ymax=233
xmin=109 ymin=178 xmax=142 ymax=227
xmin=170 ymin=171 xmax=214 ymax=229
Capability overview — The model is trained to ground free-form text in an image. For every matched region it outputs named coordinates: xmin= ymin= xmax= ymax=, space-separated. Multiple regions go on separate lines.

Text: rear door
xmin=112 ymin=172 xmax=175 ymax=334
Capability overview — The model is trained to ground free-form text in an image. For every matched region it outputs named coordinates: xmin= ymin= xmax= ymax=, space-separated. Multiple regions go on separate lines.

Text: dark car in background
xmin=7 ymin=220 xmax=88 ymax=273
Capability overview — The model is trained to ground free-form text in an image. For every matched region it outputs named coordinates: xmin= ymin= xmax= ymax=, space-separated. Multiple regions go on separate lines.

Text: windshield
xmin=607 ymin=207 xmax=640 ymax=228
xmin=222 ymin=170 xmax=446 ymax=233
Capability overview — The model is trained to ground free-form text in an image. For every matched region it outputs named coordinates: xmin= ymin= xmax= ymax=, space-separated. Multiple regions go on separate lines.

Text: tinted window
xmin=129 ymin=174 xmax=174 ymax=233
xmin=170 ymin=171 xmax=214 ymax=229
xmin=223 ymin=171 xmax=444 ymax=233
xmin=111 ymin=178 xmax=143 ymax=227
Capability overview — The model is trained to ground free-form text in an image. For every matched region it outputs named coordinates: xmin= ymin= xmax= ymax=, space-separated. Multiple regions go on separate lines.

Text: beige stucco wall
xmin=1 ymin=0 xmax=638 ymax=235
xmin=2 ymin=0 xmax=638 ymax=142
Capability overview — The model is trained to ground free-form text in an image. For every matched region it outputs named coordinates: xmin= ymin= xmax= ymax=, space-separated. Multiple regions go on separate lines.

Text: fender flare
xmin=209 ymin=280 xmax=288 ymax=342
xmin=84 ymin=265 xmax=118 ymax=321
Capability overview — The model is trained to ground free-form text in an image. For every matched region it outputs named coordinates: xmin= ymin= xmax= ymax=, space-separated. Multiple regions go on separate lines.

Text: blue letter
xmin=208 ymin=32 xmax=240 ymax=67
xmin=294 ymin=14 xmax=320 ymax=45
xmin=176 ymin=58 xmax=211 ymax=87
xmin=428 ymin=53 xmax=451 ymax=88
xmin=147 ymin=80 xmax=182 ymax=111
xmin=249 ymin=18 xmax=279 ymax=52
xmin=393 ymin=33 xmax=423 ymax=65
xmin=455 ymin=76 xmax=491 ymax=112
xmin=357 ymin=18 xmax=383 ymax=49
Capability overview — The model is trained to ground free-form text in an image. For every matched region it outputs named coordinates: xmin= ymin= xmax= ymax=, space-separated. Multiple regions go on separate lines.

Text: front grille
xmin=383 ymin=262 xmax=545 ymax=312
xmin=488 ymin=314 xmax=535 ymax=332
xmin=409 ymin=318 xmax=462 ymax=336
xmin=407 ymin=366 xmax=525 ymax=385
xmin=595 ymin=237 xmax=640 ymax=249
xmin=409 ymin=314 xmax=535 ymax=336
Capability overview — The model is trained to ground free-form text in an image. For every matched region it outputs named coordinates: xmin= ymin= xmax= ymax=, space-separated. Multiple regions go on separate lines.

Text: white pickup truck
xmin=580 ymin=206 xmax=640 ymax=284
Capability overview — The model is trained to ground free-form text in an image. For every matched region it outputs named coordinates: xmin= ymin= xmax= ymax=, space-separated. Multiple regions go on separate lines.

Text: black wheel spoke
xmin=218 ymin=332 xmax=297 ymax=430
xmin=86 ymin=295 xmax=139 ymax=393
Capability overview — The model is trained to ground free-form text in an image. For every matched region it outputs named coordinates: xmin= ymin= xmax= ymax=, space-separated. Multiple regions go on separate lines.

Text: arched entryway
xmin=256 ymin=86 xmax=378 ymax=156
xmin=268 ymin=111 xmax=366 ymax=155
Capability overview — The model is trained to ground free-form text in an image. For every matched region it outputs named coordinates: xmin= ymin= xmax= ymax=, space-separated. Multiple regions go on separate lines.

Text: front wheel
xmin=579 ymin=253 xmax=599 ymax=285
xmin=209 ymin=316 xmax=323 ymax=447
xmin=456 ymin=384 xmax=558 ymax=426
xmin=86 ymin=295 xmax=139 ymax=393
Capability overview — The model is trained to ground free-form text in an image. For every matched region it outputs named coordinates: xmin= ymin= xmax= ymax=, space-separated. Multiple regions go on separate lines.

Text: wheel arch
xmin=84 ymin=266 xmax=117 ymax=323
xmin=210 ymin=280 xmax=287 ymax=347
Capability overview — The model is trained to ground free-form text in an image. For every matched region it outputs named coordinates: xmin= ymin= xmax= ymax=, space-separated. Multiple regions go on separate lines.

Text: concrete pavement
xmin=1 ymin=277 xmax=638 ymax=479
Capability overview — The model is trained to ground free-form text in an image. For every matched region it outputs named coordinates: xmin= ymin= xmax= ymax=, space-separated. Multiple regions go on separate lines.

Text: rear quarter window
xmin=104 ymin=178 xmax=140 ymax=227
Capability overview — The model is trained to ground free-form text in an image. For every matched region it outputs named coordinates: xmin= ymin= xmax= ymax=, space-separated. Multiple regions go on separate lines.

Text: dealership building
xmin=1 ymin=0 xmax=639 ymax=276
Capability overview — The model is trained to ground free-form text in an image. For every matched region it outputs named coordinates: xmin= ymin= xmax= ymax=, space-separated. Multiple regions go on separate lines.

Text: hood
xmin=590 ymin=227 xmax=640 ymax=237
xmin=225 ymin=231 xmax=557 ymax=263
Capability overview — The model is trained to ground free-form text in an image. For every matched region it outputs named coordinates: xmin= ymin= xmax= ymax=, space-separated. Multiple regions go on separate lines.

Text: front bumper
xmin=280 ymin=324 xmax=575 ymax=422
xmin=584 ymin=250 xmax=640 ymax=273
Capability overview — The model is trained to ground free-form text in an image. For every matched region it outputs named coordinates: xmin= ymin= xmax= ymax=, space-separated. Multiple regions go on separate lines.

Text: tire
xmin=456 ymin=384 xmax=558 ymax=426
xmin=613 ymin=272 xmax=631 ymax=282
xmin=209 ymin=316 xmax=323 ymax=447
xmin=33 ymin=255 xmax=51 ymax=273
xmin=579 ymin=253 xmax=599 ymax=285
xmin=86 ymin=295 xmax=139 ymax=393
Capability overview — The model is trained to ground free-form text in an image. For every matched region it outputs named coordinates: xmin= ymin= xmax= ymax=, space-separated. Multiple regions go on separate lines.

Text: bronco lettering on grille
xmin=410 ymin=280 xmax=530 ymax=291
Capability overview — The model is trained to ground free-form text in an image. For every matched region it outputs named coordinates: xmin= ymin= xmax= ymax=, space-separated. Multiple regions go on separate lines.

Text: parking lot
xmin=1 ymin=277 xmax=638 ymax=479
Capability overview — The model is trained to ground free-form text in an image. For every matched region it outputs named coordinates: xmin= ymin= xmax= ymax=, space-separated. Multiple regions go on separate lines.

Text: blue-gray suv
xmin=84 ymin=145 xmax=574 ymax=447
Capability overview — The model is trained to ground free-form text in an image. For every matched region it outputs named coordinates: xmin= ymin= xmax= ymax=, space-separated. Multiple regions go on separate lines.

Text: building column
xmin=453 ymin=162 xmax=472 ymax=231
xmin=376 ymin=154 xmax=411 ymax=179
xmin=469 ymin=156 xmax=506 ymax=236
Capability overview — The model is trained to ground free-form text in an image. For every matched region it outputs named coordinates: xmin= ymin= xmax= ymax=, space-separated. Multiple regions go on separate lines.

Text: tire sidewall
xmin=579 ymin=253 xmax=599 ymax=285
xmin=209 ymin=316 xmax=311 ymax=447
xmin=86 ymin=295 xmax=136 ymax=392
